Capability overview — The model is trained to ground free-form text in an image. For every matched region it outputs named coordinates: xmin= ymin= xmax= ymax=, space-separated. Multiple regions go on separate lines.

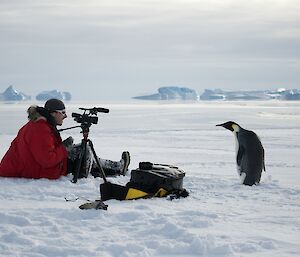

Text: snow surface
xmin=0 ymin=101 xmax=299 ymax=257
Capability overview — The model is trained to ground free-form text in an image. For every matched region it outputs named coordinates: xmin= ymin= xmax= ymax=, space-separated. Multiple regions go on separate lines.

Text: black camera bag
xmin=100 ymin=162 xmax=188 ymax=201
xmin=127 ymin=162 xmax=185 ymax=194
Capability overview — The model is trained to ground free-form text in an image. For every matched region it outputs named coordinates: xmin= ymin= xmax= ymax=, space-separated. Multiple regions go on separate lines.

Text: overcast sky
xmin=0 ymin=0 xmax=299 ymax=100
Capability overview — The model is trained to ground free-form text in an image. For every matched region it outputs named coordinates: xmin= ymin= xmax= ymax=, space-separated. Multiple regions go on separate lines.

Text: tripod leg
xmin=72 ymin=139 xmax=87 ymax=183
xmin=88 ymin=140 xmax=108 ymax=183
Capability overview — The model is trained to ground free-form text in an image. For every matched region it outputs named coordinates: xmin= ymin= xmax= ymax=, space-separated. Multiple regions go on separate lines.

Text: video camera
xmin=72 ymin=107 xmax=109 ymax=128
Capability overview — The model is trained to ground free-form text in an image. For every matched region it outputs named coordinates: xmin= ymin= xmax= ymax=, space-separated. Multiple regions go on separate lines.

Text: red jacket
xmin=0 ymin=119 xmax=68 ymax=179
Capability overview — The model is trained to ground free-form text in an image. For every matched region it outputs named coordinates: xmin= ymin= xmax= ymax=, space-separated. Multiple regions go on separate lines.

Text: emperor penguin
xmin=216 ymin=121 xmax=265 ymax=186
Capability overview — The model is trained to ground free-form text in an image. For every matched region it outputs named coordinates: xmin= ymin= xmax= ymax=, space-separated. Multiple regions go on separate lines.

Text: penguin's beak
xmin=216 ymin=122 xmax=235 ymax=132
xmin=216 ymin=122 xmax=232 ymax=131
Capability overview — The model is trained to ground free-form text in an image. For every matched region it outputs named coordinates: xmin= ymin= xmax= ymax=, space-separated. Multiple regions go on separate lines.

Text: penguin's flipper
xmin=262 ymin=146 xmax=266 ymax=172
xmin=236 ymin=145 xmax=245 ymax=169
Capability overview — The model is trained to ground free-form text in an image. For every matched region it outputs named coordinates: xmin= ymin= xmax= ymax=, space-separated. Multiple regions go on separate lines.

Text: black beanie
xmin=44 ymin=98 xmax=65 ymax=112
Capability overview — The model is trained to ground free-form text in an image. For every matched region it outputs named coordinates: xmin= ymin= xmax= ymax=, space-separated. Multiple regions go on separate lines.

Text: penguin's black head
xmin=216 ymin=121 xmax=240 ymax=132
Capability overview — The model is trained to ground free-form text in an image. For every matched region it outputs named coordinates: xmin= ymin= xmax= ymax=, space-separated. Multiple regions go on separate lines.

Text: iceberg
xmin=36 ymin=90 xmax=72 ymax=101
xmin=0 ymin=85 xmax=31 ymax=101
xmin=200 ymin=88 xmax=300 ymax=101
xmin=199 ymin=89 xmax=225 ymax=100
xmin=279 ymin=89 xmax=300 ymax=100
xmin=133 ymin=86 xmax=199 ymax=101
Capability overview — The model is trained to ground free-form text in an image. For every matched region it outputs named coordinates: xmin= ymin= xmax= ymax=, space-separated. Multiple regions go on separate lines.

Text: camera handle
xmin=72 ymin=128 xmax=107 ymax=183
xmin=58 ymin=125 xmax=81 ymax=132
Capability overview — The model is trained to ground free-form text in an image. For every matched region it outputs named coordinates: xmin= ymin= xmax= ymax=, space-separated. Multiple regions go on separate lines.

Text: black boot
xmin=91 ymin=151 xmax=130 ymax=177
xmin=120 ymin=151 xmax=130 ymax=175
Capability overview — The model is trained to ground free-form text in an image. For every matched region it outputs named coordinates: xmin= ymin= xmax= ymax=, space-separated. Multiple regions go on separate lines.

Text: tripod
xmin=58 ymin=107 xmax=110 ymax=184
xmin=59 ymin=124 xmax=107 ymax=183
xmin=71 ymin=125 xmax=107 ymax=183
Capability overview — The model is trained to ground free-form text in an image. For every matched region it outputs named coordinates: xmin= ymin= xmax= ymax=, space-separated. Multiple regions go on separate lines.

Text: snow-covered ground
xmin=0 ymin=100 xmax=299 ymax=257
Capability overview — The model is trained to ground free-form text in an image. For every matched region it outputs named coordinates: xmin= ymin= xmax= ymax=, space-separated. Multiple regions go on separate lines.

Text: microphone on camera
xmin=79 ymin=107 xmax=109 ymax=113
xmin=94 ymin=107 xmax=109 ymax=113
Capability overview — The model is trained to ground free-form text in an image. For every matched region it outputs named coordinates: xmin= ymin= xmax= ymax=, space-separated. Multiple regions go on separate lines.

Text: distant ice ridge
xmin=200 ymin=88 xmax=300 ymax=101
xmin=133 ymin=86 xmax=200 ymax=101
xmin=133 ymin=87 xmax=300 ymax=101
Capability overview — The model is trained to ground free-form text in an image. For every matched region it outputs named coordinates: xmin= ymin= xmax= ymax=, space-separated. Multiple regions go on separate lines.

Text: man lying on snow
xmin=0 ymin=98 xmax=130 ymax=180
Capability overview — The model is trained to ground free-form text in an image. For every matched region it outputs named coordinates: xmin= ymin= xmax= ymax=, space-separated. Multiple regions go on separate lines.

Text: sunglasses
xmin=55 ymin=109 xmax=67 ymax=115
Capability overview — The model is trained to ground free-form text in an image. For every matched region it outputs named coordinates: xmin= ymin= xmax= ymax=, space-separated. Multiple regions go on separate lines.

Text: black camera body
xmin=72 ymin=112 xmax=98 ymax=125
xmin=72 ymin=107 xmax=109 ymax=128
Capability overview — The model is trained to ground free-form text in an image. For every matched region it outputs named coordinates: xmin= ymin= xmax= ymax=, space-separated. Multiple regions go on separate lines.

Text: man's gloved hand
xmin=62 ymin=136 xmax=74 ymax=152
